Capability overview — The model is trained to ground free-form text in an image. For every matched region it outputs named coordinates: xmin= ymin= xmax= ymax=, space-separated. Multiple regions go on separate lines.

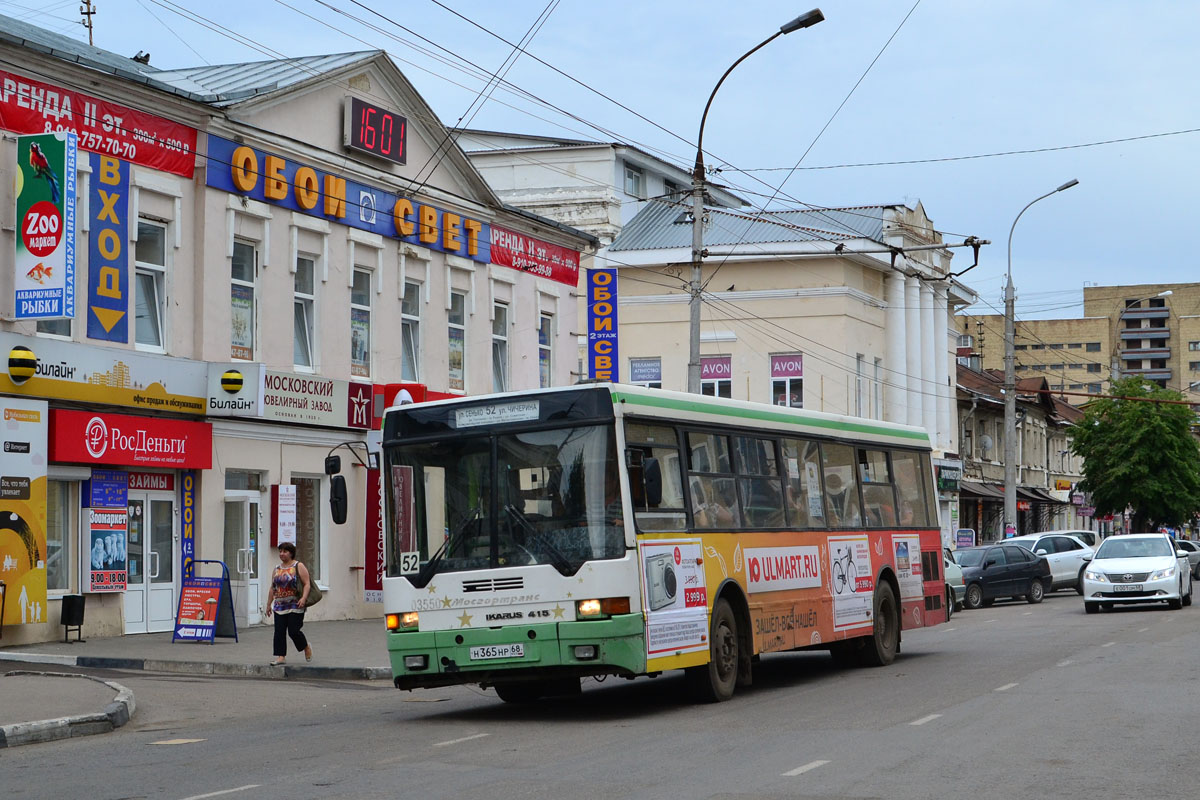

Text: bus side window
xmin=892 ymin=449 xmax=930 ymax=527
xmin=624 ymin=421 xmax=687 ymax=531
xmin=783 ymin=438 xmax=824 ymax=528
xmin=821 ymin=443 xmax=861 ymax=528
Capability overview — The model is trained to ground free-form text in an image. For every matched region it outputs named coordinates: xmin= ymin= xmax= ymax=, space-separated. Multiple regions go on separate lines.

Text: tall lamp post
xmin=1003 ymin=179 xmax=1079 ymax=536
xmin=687 ymin=9 xmax=825 ymax=393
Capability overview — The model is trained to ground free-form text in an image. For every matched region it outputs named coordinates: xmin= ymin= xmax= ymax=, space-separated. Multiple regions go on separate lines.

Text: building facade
xmin=0 ymin=18 xmax=591 ymax=644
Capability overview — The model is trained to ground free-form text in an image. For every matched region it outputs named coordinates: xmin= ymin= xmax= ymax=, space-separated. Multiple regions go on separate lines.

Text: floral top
xmin=271 ymin=564 xmax=304 ymax=614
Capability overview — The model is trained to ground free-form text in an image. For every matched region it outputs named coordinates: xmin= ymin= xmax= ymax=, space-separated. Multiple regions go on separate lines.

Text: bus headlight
xmin=387 ymin=612 xmax=420 ymax=630
xmin=575 ymin=597 xmax=631 ymax=618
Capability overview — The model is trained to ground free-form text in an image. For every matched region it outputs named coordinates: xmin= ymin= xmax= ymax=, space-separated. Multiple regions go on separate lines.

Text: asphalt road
xmin=2 ymin=590 xmax=1195 ymax=800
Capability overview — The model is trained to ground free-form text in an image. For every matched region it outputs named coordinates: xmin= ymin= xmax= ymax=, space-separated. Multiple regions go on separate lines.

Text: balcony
xmin=1119 ymin=327 xmax=1170 ymax=340
xmin=1121 ymin=367 xmax=1172 ymax=381
xmin=1120 ymin=346 xmax=1171 ymax=360
xmin=1121 ymin=307 xmax=1170 ymax=322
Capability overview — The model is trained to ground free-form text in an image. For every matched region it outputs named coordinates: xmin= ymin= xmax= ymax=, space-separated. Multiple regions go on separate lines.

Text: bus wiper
xmin=503 ymin=504 xmax=574 ymax=575
xmin=414 ymin=512 xmax=478 ymax=587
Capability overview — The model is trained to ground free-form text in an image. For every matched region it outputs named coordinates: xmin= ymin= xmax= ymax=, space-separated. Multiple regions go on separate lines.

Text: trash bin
xmin=60 ymin=593 xmax=85 ymax=643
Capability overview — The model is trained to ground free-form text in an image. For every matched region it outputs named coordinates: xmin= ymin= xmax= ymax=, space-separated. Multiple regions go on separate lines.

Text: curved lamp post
xmin=687 ymin=9 xmax=825 ymax=393
xmin=1003 ymin=179 xmax=1078 ymax=536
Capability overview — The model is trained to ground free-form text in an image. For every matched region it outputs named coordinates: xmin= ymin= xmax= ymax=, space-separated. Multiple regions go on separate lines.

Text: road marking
xmin=1138 ymin=627 xmax=1149 ymax=633
xmin=944 ymin=627 xmax=956 ymax=631
xmin=1101 ymin=641 xmax=1115 ymax=648
xmin=1022 ymin=612 xmax=1033 ymax=616
xmin=177 ymin=786 xmax=260 ymax=800
xmin=150 ymin=738 xmax=206 ymax=745
xmin=985 ymin=619 xmax=997 ymax=624
xmin=1056 ymin=659 xmax=1074 ymax=667
xmin=782 ymin=760 xmax=830 ymax=777
xmin=910 ymin=713 xmax=942 ymax=726
xmin=994 ymin=683 xmax=1018 ymax=692
xmin=433 ymin=733 xmax=490 ymax=747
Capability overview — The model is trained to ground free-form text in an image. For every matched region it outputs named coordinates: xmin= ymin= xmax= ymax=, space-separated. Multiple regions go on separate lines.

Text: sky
xmin=16 ymin=0 xmax=1200 ymax=322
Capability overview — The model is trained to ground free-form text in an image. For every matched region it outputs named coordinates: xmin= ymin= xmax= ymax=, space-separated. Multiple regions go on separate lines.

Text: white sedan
xmin=1082 ymin=533 xmax=1194 ymax=614
xmin=1006 ymin=533 xmax=1093 ymax=593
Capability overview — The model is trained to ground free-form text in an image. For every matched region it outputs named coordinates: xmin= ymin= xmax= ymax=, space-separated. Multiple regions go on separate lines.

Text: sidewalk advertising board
xmin=0 ymin=397 xmax=48 ymax=626
xmin=956 ymin=528 xmax=976 ymax=548
xmin=174 ymin=559 xmax=238 ymax=643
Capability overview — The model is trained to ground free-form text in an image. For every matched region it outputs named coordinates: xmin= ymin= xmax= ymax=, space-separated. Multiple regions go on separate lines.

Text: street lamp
xmin=687 ymin=9 xmax=825 ymax=394
xmin=1003 ymin=179 xmax=1078 ymax=536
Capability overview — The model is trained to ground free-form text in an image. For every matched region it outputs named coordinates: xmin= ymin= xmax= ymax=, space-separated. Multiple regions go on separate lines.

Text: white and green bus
xmin=381 ymin=384 xmax=946 ymax=702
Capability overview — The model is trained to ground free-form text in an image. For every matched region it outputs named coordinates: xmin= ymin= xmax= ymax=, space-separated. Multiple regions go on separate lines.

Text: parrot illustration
xmin=28 ymin=141 xmax=61 ymax=204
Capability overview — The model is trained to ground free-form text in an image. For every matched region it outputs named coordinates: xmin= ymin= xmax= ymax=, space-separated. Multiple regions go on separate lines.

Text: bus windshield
xmin=386 ymin=422 xmax=624 ymax=583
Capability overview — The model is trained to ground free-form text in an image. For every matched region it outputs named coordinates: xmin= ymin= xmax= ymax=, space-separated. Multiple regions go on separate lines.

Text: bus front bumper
xmin=387 ymin=613 xmax=646 ymax=690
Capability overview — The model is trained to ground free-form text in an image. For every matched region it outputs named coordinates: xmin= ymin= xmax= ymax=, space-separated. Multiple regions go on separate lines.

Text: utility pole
xmin=80 ymin=1 xmax=96 ymax=47
xmin=687 ymin=9 xmax=825 ymax=394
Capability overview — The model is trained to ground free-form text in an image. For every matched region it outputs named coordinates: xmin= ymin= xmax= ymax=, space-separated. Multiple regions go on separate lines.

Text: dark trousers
xmin=273 ymin=611 xmax=308 ymax=657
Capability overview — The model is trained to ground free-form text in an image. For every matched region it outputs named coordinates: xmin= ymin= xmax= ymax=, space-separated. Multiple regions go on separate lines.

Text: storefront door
xmin=124 ymin=493 xmax=177 ymax=634
xmin=223 ymin=495 xmax=262 ymax=628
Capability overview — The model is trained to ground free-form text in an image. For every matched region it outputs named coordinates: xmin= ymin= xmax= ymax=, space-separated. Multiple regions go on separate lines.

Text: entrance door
xmin=124 ymin=493 xmax=177 ymax=634
xmin=223 ymin=495 xmax=262 ymax=628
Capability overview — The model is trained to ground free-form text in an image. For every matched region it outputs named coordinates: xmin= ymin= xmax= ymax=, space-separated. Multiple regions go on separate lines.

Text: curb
xmin=0 ymin=652 xmax=390 ymax=682
xmin=0 ymin=670 xmax=135 ymax=749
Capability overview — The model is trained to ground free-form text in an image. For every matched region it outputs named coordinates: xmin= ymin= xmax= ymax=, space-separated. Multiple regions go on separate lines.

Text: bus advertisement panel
xmin=379 ymin=385 xmax=946 ymax=703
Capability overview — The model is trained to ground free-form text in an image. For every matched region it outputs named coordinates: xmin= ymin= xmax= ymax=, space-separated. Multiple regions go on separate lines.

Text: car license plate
xmin=469 ymin=643 xmax=524 ymax=661
xmin=1114 ymin=584 xmax=1143 ymax=592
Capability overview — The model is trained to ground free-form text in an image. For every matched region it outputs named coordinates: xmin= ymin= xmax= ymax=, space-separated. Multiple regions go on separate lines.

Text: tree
xmin=1069 ymin=377 xmax=1200 ymax=531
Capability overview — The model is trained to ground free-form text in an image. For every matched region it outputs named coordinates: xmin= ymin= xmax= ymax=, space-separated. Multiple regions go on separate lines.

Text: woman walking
xmin=265 ymin=542 xmax=313 ymax=665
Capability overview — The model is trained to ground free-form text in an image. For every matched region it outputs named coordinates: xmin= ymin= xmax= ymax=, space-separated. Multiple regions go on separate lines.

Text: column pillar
xmin=885 ymin=272 xmax=907 ymax=423
xmin=920 ymin=282 xmax=936 ymax=437
xmin=905 ymin=275 xmax=923 ymax=427
xmin=934 ymin=284 xmax=951 ymax=450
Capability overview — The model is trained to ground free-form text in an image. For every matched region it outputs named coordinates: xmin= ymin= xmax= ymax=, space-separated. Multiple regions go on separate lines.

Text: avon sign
xmin=50 ymin=409 xmax=212 ymax=469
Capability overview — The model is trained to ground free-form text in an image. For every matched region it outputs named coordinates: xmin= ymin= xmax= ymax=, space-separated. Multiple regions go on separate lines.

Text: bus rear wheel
xmin=687 ymin=598 xmax=739 ymax=702
xmin=860 ymin=582 xmax=899 ymax=667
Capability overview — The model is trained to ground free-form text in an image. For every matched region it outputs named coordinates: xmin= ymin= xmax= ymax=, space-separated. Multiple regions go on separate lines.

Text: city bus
xmin=381 ymin=384 xmax=946 ymax=702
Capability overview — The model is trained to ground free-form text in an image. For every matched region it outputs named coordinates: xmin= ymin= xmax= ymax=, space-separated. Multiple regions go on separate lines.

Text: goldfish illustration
xmin=26 ymin=263 xmax=53 ymax=284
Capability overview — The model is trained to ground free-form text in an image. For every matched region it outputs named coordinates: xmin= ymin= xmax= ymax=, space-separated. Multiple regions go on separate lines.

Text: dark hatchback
xmin=953 ymin=544 xmax=1052 ymax=609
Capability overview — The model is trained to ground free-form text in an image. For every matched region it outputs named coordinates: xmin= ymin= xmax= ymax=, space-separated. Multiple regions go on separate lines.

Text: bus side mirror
xmin=643 ymin=457 xmax=662 ymax=507
xmin=330 ymin=475 xmax=348 ymax=524
xmin=325 ymin=455 xmax=342 ymax=475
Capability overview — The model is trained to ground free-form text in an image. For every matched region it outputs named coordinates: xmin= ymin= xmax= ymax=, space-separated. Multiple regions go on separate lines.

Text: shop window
xmin=401 ymin=281 xmax=421 ymax=381
xmin=45 ymin=480 xmax=74 ymax=592
xmin=292 ymin=476 xmax=323 ymax=583
xmin=351 ymin=268 xmax=372 ymax=378
xmin=231 ymin=239 xmax=257 ymax=360
xmin=136 ymin=220 xmax=168 ymax=351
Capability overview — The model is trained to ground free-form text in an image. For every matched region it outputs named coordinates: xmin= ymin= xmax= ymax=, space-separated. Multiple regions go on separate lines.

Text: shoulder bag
xmin=298 ymin=564 xmax=323 ymax=607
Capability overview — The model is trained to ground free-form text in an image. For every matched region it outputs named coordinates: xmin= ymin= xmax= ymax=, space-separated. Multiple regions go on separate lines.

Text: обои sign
xmin=206 ymin=135 xmax=489 ymax=263
xmin=50 ymin=409 xmax=212 ymax=469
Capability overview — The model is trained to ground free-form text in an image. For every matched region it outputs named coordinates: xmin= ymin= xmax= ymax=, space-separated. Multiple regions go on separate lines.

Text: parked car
xmin=1082 ymin=533 xmax=1193 ymax=613
xmin=953 ymin=544 xmax=1052 ymax=609
xmin=1034 ymin=528 xmax=1100 ymax=548
xmin=1005 ymin=533 xmax=1093 ymax=593
xmin=944 ymin=547 xmax=965 ymax=616
xmin=1172 ymin=539 xmax=1200 ymax=579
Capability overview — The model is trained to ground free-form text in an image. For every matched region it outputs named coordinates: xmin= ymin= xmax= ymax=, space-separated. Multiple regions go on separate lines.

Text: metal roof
xmin=608 ymin=200 xmax=891 ymax=251
xmin=154 ymin=51 xmax=378 ymax=106
xmin=0 ymin=14 xmax=378 ymax=106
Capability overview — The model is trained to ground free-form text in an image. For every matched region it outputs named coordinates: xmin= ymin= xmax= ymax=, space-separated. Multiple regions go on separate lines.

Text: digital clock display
xmin=344 ymin=96 xmax=407 ymax=165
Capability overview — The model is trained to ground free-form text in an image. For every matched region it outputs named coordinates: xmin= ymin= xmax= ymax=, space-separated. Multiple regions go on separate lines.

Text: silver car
xmin=1173 ymin=540 xmax=1200 ymax=579
xmin=1082 ymin=533 xmax=1193 ymax=613
xmin=1006 ymin=533 xmax=1094 ymax=593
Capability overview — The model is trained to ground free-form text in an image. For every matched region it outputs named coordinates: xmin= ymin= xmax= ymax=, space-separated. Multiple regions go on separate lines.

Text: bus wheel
xmin=493 ymin=682 xmax=544 ymax=704
xmin=860 ymin=582 xmax=899 ymax=667
xmin=687 ymin=598 xmax=739 ymax=702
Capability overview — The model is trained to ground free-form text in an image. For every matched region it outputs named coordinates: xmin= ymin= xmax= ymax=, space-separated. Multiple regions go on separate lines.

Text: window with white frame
xmin=492 ymin=302 xmax=509 ymax=393
xmin=45 ymin=480 xmax=74 ymax=592
xmin=448 ymin=291 xmax=466 ymax=392
xmin=855 ymin=353 xmax=866 ymax=417
xmin=350 ymin=268 xmax=372 ymax=378
xmin=624 ymin=164 xmax=644 ymax=198
xmin=292 ymin=476 xmax=323 ymax=583
xmin=538 ymin=313 xmax=553 ymax=388
xmin=135 ymin=220 xmax=167 ymax=350
xmin=294 ymin=255 xmax=316 ymax=369
xmin=401 ymin=281 xmax=421 ymax=381
xmin=230 ymin=240 xmax=257 ymax=360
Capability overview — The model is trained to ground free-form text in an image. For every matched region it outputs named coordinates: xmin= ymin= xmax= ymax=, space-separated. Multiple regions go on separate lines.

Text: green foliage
xmin=1069 ymin=377 xmax=1200 ymax=529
